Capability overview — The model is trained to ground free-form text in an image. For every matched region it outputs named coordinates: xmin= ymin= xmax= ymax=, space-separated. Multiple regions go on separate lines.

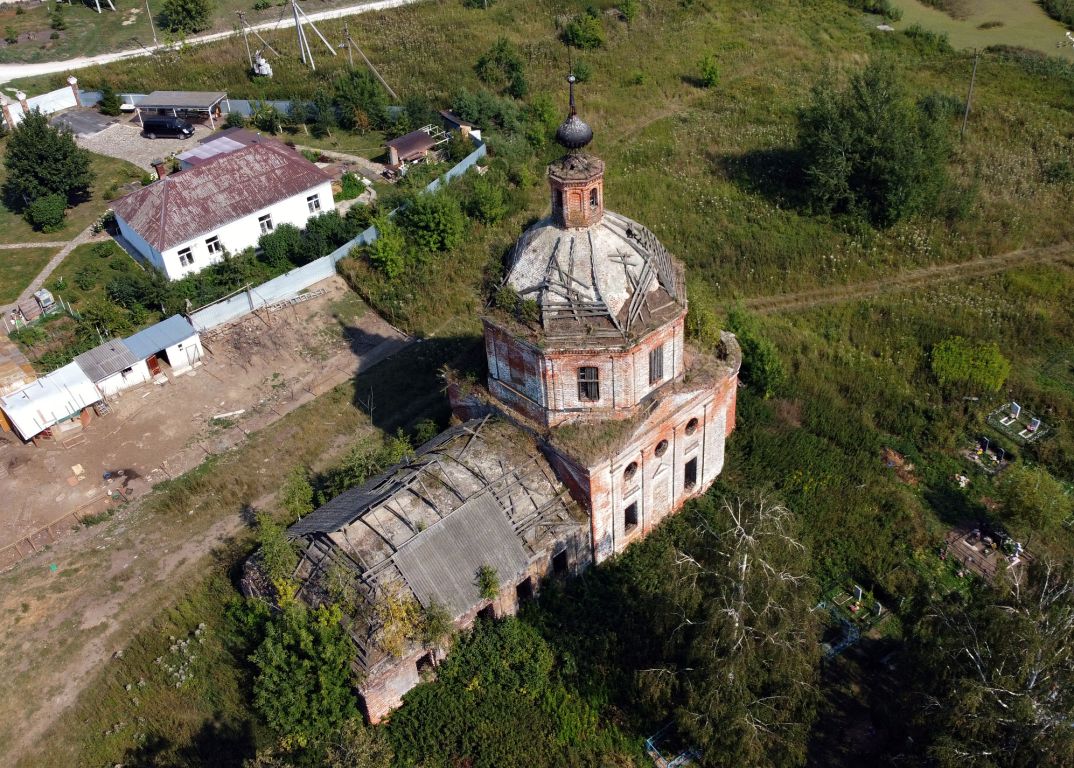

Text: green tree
xmin=930 ymin=336 xmax=1010 ymax=393
xmin=996 ymin=463 xmax=1072 ymax=530
xmin=257 ymin=511 xmax=298 ymax=585
xmin=659 ymin=496 xmax=821 ymax=767
xmin=894 ymin=561 xmax=1074 ymax=766
xmin=727 ymin=307 xmax=784 ymax=399
xmin=619 ymin=0 xmax=638 ymax=22
xmin=465 ymin=173 xmax=507 ymax=224
xmin=797 ymin=59 xmax=952 ymax=227
xmin=49 ymin=3 xmax=66 ymax=30
xmin=475 ymin=39 xmax=527 ymax=99
xmin=159 ymin=0 xmax=213 ymax=33
xmin=280 ymin=466 xmax=314 ymax=520
xmin=251 ymin=602 xmax=358 ymax=745
xmin=334 ymin=70 xmax=388 ymax=131
xmin=3 ymin=109 xmax=93 ymax=211
xmin=398 ymin=191 xmax=466 ymax=252
xmin=251 ymin=102 xmax=283 ymax=134
xmin=311 ymin=92 xmax=336 ymax=138
xmin=98 ymin=83 xmax=122 ymax=116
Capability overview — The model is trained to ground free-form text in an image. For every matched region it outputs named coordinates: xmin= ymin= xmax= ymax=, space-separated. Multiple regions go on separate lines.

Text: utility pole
xmin=237 ymin=11 xmax=253 ymax=69
xmin=341 ymin=23 xmax=399 ymax=100
xmin=145 ymin=0 xmax=157 ymax=46
xmin=960 ymin=49 xmax=980 ymax=142
xmin=344 ymin=20 xmax=354 ymax=70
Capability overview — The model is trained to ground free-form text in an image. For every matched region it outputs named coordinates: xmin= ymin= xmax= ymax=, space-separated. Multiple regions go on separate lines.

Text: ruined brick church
xmin=262 ymin=78 xmax=741 ymax=722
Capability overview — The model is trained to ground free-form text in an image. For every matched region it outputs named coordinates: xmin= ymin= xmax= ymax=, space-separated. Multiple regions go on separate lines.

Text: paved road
xmin=0 ymin=0 xmax=423 ymax=85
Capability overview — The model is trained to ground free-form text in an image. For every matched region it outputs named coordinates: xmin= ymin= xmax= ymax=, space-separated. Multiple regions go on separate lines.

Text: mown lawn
xmin=0 ymin=246 xmax=56 ymax=304
xmin=0 ymin=143 xmax=143 ymax=245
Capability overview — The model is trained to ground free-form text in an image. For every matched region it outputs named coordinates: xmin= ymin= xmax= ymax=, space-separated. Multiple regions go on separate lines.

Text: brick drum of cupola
xmin=549 ymin=153 xmax=605 ymax=229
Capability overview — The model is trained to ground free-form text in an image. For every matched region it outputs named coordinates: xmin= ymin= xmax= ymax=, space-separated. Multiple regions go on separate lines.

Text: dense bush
xmin=250 ymin=602 xmax=357 ymax=745
xmin=476 ymin=38 xmax=528 ymax=99
xmin=995 ymin=464 xmax=1072 ymax=530
xmin=562 ymin=14 xmax=604 ymax=49
xmin=844 ymin=0 xmax=902 ymax=20
xmin=24 ymin=193 xmax=66 ymax=231
xmin=727 ymin=308 xmax=785 ymax=398
xmin=930 ymin=336 xmax=1010 ymax=394
xmin=160 ymin=0 xmax=213 ymax=33
xmin=362 ymin=217 xmax=408 ymax=278
xmin=397 ymin=191 xmax=467 ymax=252
xmin=797 ymin=60 xmax=952 ymax=227
xmin=334 ymin=70 xmax=389 ymax=132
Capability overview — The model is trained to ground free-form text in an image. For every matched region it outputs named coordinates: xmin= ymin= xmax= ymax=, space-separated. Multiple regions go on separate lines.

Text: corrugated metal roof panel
xmin=137 ymin=91 xmax=227 ymax=109
xmin=124 ymin=315 xmax=197 ymax=360
xmin=74 ymin=339 xmax=139 ymax=382
xmin=392 ymin=492 xmax=529 ymax=617
xmin=111 ymin=142 xmax=331 ymax=252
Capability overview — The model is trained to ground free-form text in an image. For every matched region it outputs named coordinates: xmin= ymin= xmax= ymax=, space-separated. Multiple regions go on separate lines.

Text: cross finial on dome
xmin=556 ymin=71 xmax=593 ymax=150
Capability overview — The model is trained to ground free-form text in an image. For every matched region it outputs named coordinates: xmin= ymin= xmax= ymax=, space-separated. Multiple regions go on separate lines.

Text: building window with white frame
xmin=178 ymin=247 xmax=194 ymax=267
xmin=258 ymin=214 xmax=274 ymax=234
xmin=306 ymin=194 xmax=322 ymax=214
xmin=205 ymin=235 xmax=223 ymax=256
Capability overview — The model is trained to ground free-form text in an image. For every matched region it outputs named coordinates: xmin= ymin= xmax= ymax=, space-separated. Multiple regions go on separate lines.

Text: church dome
xmin=555 ymin=113 xmax=593 ymax=150
xmin=505 ymin=210 xmax=685 ymax=345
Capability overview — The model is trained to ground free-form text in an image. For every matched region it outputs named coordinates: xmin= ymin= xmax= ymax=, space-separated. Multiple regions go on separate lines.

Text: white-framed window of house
xmin=258 ymin=214 xmax=274 ymax=234
xmin=205 ymin=235 xmax=223 ymax=256
xmin=178 ymin=247 xmax=194 ymax=267
xmin=307 ymin=194 xmax=322 ymax=214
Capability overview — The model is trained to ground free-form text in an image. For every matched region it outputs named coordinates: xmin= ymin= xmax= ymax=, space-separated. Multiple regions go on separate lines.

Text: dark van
xmin=141 ymin=116 xmax=195 ymax=139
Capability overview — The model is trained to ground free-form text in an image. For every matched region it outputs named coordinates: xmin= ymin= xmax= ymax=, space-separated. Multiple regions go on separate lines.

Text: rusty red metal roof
xmin=111 ymin=141 xmax=331 ymax=252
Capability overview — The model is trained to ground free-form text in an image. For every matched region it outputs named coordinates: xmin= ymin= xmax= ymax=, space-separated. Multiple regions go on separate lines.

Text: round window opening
xmin=685 ymin=418 xmax=700 ymax=435
xmin=624 ymin=461 xmax=639 ymax=481
xmin=654 ymin=439 xmax=669 ymax=457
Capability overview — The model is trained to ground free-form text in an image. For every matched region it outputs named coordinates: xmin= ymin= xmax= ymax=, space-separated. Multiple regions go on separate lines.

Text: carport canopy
xmin=135 ymin=91 xmax=229 ymax=129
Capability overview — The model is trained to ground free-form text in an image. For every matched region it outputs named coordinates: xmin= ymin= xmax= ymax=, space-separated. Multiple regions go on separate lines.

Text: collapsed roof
xmin=504 ymin=210 xmax=686 ymax=345
xmin=284 ymin=417 xmax=586 ymax=670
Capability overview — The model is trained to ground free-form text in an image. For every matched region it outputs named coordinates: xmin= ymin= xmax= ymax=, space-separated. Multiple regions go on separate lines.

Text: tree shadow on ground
xmin=711 ymin=146 xmax=809 ymax=212
xmin=122 ymin=715 xmax=255 ymax=767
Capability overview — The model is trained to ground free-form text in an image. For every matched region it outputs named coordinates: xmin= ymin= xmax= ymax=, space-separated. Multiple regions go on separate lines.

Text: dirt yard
xmin=0 ymin=277 xmax=409 ymax=568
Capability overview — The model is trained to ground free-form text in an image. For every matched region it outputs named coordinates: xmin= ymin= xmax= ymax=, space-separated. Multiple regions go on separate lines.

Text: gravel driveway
xmin=76 ymin=121 xmax=213 ymax=170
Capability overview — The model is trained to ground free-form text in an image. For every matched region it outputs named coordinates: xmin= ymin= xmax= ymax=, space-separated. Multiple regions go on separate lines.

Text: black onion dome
xmin=555 ymin=73 xmax=593 ymax=150
xmin=555 ymin=114 xmax=594 ymax=150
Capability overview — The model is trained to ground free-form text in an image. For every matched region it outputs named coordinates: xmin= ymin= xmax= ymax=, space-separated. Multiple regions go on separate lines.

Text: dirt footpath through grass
xmin=743 ymin=242 xmax=1074 ymax=315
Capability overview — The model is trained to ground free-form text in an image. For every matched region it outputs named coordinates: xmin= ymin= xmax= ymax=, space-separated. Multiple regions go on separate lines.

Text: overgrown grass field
xmin=890 ymin=0 xmax=1074 ymax=60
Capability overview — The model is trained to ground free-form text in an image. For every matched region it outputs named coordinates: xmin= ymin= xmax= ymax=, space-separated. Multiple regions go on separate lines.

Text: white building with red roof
xmin=111 ymin=140 xmax=334 ymax=281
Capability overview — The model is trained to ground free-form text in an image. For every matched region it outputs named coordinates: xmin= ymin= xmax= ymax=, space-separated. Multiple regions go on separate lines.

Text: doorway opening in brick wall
xmin=684 ymin=457 xmax=698 ymax=490
xmin=552 ymin=549 xmax=568 ymax=575
xmin=516 ymin=577 xmax=534 ymax=603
